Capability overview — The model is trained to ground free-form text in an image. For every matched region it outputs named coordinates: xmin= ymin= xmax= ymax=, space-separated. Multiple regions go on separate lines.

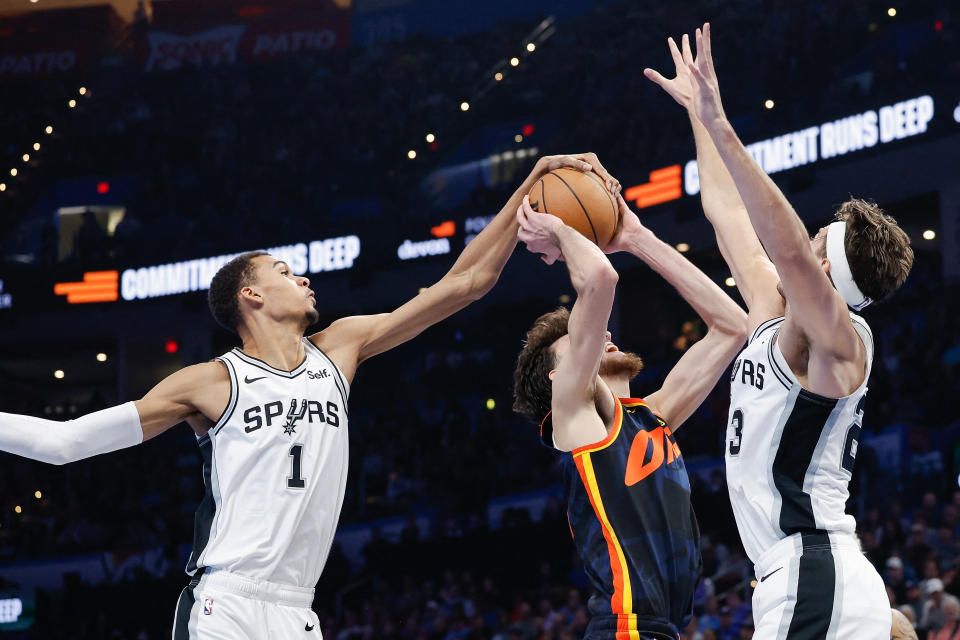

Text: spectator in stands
xmin=922 ymin=578 xmax=960 ymax=633
xmin=931 ymin=597 xmax=960 ymax=640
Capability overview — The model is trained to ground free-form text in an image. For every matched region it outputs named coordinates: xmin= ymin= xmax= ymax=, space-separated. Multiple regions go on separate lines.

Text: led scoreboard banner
xmin=624 ymin=94 xmax=942 ymax=208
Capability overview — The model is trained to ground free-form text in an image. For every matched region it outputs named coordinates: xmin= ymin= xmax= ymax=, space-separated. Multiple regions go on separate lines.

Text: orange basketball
xmin=528 ymin=168 xmax=619 ymax=249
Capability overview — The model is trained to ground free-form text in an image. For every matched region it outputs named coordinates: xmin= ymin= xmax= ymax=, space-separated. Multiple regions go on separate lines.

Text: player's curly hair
xmin=513 ymin=307 xmax=570 ymax=424
xmin=831 ymin=199 xmax=913 ymax=304
xmin=208 ymin=251 xmax=268 ymax=333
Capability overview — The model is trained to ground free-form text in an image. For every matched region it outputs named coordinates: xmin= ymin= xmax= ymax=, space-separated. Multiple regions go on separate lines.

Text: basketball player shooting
xmin=645 ymin=23 xmax=916 ymax=639
xmin=512 ymin=194 xmax=748 ymax=639
xmin=0 ymin=153 xmax=616 ymax=639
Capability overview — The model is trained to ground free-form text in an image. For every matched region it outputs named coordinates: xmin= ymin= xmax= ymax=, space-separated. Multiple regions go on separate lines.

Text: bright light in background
xmin=558 ymin=294 xmax=571 ymax=304
xmin=10 ymin=168 xmax=17 ymax=177
xmin=486 ymin=398 xmax=496 ymax=410
xmin=494 ymin=72 xmax=503 ymax=82
xmin=34 ymin=491 xmax=42 ymax=499
xmin=68 ymin=99 xmax=76 ymax=108
xmin=407 ymin=149 xmax=417 ymax=159
xmin=97 ymin=181 xmax=110 ymax=194
xmin=22 ymin=154 xmax=29 ymax=162
xmin=526 ymin=43 xmax=536 ymax=52
xmin=764 ymin=99 xmax=775 ymax=109
xmin=79 ymin=87 xmax=87 ymax=95
xmin=510 ymin=57 xmax=519 ymax=67
xmin=96 ymin=352 xmax=107 ymax=362
xmin=54 ymin=369 xmax=64 ymax=379
xmin=33 ymin=142 xmax=40 ymax=151
xmin=165 ymin=339 xmax=179 ymax=354
xmin=887 ymin=7 xmax=897 ymax=17
xmin=0 ymin=184 xmax=5 ymax=192
xmin=14 ymin=506 xmax=21 ymax=514
xmin=676 ymin=242 xmax=690 ymax=253
xmin=425 ymin=133 xmax=435 ymax=143
xmin=514 ymin=134 xmax=523 ymax=142
xmin=460 ymin=101 xmax=470 ymax=112
xmin=725 ymin=277 xmax=736 ymax=287
xmin=923 ymin=229 xmax=936 ymax=240
xmin=45 ymin=125 xmax=53 ymax=134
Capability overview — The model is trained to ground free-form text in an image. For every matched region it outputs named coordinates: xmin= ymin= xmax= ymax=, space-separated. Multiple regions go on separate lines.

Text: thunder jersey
xmin=725 ymin=314 xmax=873 ymax=564
xmin=562 ymin=396 xmax=701 ymax=637
xmin=185 ymin=338 xmax=350 ymax=588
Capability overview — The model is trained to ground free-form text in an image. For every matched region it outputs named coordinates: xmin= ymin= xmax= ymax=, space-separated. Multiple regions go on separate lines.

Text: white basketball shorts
xmin=751 ymin=531 xmax=890 ymax=639
xmin=172 ymin=569 xmax=321 ymax=639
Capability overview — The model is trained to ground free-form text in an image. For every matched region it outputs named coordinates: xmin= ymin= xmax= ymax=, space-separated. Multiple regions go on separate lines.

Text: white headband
xmin=826 ymin=221 xmax=872 ymax=311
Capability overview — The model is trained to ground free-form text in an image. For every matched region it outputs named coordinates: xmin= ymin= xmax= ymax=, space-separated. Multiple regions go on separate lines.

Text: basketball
xmin=528 ymin=168 xmax=620 ymax=249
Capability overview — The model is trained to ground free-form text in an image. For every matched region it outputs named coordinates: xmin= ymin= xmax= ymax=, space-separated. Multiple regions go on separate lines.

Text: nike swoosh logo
xmin=244 ymin=375 xmax=267 ymax=383
xmin=760 ymin=567 xmax=783 ymax=582
xmin=305 ymin=623 xmax=315 ymax=631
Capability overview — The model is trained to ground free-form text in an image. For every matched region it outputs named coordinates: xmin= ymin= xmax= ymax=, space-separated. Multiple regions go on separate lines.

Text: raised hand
xmin=686 ymin=23 xmax=728 ymax=126
xmin=517 ymin=195 xmax=564 ymax=264
xmin=643 ymin=33 xmax=697 ymax=110
xmin=534 ymin=152 xmax=621 ymax=195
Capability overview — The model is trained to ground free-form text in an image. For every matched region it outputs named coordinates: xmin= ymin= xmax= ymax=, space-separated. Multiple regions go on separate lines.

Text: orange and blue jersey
xmin=547 ymin=396 xmax=701 ymax=639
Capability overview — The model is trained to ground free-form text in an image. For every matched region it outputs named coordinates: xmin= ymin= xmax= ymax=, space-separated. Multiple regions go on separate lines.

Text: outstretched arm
xmin=312 ymin=154 xmax=619 ymax=383
xmin=644 ymin=32 xmax=782 ymax=330
xmin=0 ymin=362 xmax=227 ymax=465
xmin=608 ymin=196 xmax=748 ymax=429
xmin=517 ymin=198 xmax=619 ymax=451
xmin=685 ymin=24 xmax=860 ymax=360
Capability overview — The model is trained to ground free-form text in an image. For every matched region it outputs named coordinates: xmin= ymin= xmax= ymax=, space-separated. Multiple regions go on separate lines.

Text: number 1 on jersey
xmin=288 ymin=444 xmax=306 ymax=489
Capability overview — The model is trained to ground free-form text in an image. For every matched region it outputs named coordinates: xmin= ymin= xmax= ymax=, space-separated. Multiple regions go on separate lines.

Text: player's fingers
xmin=703 ymin=22 xmax=712 ymax=60
xmin=667 ymin=37 xmax=684 ymax=70
xmin=681 ymin=33 xmax=694 ymax=65
xmin=643 ymin=68 xmax=671 ymax=90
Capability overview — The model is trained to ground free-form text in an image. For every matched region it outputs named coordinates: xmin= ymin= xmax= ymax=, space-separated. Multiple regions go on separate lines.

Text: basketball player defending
xmin=645 ymin=24 xmax=916 ymax=639
xmin=0 ymin=153 xmax=617 ymax=639
xmin=513 ymin=194 xmax=748 ymax=639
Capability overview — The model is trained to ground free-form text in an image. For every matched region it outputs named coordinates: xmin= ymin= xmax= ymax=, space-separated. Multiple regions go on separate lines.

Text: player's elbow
xmin=578 ymin=262 xmax=618 ymax=297
xmin=708 ymin=307 xmax=749 ymax=343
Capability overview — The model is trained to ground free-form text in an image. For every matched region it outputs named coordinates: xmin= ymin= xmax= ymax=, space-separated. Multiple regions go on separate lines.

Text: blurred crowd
xmin=2 ymin=0 xmax=957 ymax=266
xmin=1 ymin=0 xmax=959 ymax=638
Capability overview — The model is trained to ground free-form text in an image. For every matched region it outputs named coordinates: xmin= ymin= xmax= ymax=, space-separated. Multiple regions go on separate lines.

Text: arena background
xmin=0 ymin=0 xmax=958 ymax=638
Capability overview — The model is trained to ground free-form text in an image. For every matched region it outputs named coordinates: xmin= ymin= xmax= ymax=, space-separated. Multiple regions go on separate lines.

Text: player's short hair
xmin=513 ymin=307 xmax=570 ymax=424
xmin=829 ymin=199 xmax=914 ymax=304
xmin=208 ymin=251 xmax=268 ymax=333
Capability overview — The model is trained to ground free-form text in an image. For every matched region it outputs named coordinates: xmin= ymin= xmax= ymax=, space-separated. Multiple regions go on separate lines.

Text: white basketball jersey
xmin=724 ymin=314 xmax=873 ymax=564
xmin=185 ymin=338 xmax=350 ymax=588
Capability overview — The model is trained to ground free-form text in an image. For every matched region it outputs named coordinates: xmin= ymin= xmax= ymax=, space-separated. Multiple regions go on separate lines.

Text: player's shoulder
xmin=173 ymin=360 xmax=230 ymax=386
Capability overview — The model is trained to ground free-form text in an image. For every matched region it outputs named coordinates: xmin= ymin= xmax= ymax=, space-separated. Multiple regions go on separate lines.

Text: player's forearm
xmin=625 ymin=228 xmax=746 ymax=335
xmin=691 ymin=115 xmax=747 ymax=221
xmin=0 ymin=403 xmax=143 ymax=465
xmin=446 ymin=175 xmax=534 ymax=295
xmin=703 ymin=119 xmax=812 ymax=264
xmin=554 ymin=225 xmax=619 ymax=296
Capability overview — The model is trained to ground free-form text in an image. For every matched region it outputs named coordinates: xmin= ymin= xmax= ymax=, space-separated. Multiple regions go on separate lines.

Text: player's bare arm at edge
xmin=890 ymin=609 xmax=918 ymax=640
xmin=0 ymin=361 xmax=227 ymax=465
xmin=607 ymin=196 xmax=748 ymax=430
xmin=517 ymin=198 xmax=618 ymax=452
xmin=311 ymin=154 xmax=621 ymax=384
xmin=644 ymin=32 xmax=782 ymax=331
xmin=685 ymin=24 xmax=864 ymax=379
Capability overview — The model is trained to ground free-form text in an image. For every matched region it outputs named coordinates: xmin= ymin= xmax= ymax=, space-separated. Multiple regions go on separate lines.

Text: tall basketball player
xmin=0 ymin=153 xmax=618 ymax=639
xmin=645 ymin=24 xmax=916 ymax=639
xmin=512 ymin=194 xmax=748 ymax=639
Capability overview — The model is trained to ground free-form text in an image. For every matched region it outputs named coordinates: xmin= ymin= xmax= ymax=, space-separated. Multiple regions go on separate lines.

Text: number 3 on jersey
xmin=728 ymin=408 xmax=744 ymax=456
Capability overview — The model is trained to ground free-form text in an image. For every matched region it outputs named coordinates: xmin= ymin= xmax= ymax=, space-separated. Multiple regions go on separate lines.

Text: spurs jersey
xmin=185 ymin=338 xmax=350 ymax=588
xmin=725 ymin=314 xmax=873 ymax=563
